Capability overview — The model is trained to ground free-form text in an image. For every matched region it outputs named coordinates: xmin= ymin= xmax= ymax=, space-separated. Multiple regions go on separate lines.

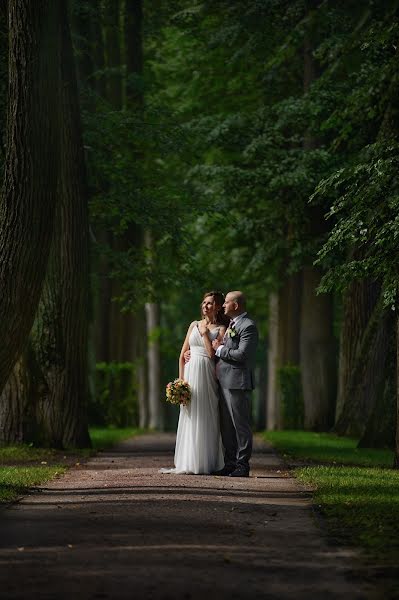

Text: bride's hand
xmin=198 ymin=321 xmax=207 ymax=336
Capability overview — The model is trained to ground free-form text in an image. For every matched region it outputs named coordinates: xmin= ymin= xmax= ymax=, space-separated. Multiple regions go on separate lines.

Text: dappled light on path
xmin=0 ymin=434 xmax=377 ymax=599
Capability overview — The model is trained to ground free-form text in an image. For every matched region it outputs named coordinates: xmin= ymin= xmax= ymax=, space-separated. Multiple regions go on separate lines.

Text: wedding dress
xmin=163 ymin=323 xmax=224 ymax=475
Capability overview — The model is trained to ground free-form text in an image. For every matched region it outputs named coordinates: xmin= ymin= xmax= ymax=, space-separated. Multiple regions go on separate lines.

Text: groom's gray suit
xmin=216 ymin=313 xmax=258 ymax=474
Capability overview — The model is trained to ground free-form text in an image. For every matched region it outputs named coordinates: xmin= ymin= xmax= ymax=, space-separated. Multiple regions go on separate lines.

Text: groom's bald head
xmin=228 ymin=291 xmax=246 ymax=310
xmin=223 ymin=290 xmax=246 ymax=317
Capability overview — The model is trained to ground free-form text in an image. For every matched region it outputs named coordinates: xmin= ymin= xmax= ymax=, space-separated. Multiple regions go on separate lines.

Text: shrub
xmin=89 ymin=362 xmax=138 ymax=427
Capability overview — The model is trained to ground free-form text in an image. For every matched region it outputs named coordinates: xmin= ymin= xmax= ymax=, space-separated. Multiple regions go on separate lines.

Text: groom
xmin=212 ymin=291 xmax=258 ymax=477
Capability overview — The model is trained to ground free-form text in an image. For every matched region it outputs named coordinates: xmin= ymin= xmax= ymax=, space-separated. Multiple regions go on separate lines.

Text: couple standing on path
xmin=164 ymin=290 xmax=258 ymax=478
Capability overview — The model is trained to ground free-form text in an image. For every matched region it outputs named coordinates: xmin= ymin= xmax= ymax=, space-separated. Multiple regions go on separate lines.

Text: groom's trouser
xmin=219 ymin=387 xmax=252 ymax=471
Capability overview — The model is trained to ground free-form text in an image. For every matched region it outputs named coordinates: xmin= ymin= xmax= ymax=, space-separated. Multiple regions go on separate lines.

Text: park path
xmin=0 ymin=433 xmax=378 ymax=599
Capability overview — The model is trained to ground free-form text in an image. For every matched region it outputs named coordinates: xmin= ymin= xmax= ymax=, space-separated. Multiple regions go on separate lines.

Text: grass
xmin=264 ymin=431 xmax=399 ymax=563
xmin=265 ymin=430 xmax=394 ymax=467
xmin=0 ymin=427 xmax=141 ymax=504
xmin=0 ymin=466 xmax=66 ymax=503
xmin=89 ymin=427 xmax=142 ymax=449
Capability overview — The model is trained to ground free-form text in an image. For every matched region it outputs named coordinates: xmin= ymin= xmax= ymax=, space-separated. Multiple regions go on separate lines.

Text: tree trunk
xmin=125 ymin=0 xmax=143 ymax=109
xmin=125 ymin=0 xmax=147 ymax=425
xmin=300 ymin=267 xmax=336 ymax=430
xmin=266 ymin=292 xmax=280 ymax=430
xmin=136 ymin=309 xmax=148 ymax=429
xmin=0 ymin=356 xmax=29 ymax=445
xmin=266 ymin=272 xmax=302 ymax=430
xmin=0 ymin=0 xmax=7 ymax=166
xmin=299 ymin=1 xmax=336 ymax=431
xmin=32 ymin=0 xmax=90 ymax=448
xmin=395 ymin=310 xmax=399 ymax=468
xmin=0 ymin=0 xmax=60 ymax=394
xmin=278 ymin=271 xmax=302 ymax=366
xmin=358 ymin=309 xmax=395 ymax=448
xmin=145 ymin=301 xmax=163 ymax=430
xmin=334 ymin=278 xmax=381 ymax=436
xmin=104 ymin=0 xmax=122 ymax=108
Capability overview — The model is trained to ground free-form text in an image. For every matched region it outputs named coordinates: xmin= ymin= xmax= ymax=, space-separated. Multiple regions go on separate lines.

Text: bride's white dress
xmin=166 ymin=323 xmax=224 ymax=475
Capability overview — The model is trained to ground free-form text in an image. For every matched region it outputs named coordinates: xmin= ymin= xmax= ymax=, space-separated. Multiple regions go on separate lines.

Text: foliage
xmin=312 ymin=6 xmax=399 ymax=304
xmin=277 ymin=365 xmax=304 ymax=430
xmin=90 ymin=362 xmax=139 ymax=428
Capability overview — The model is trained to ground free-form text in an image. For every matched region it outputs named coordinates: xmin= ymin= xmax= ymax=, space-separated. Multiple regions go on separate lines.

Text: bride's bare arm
xmin=179 ymin=321 xmax=196 ymax=379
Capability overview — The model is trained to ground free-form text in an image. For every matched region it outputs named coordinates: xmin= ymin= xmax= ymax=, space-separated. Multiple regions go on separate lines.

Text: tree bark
xmin=145 ymin=300 xmax=163 ymax=430
xmin=358 ymin=309 xmax=395 ymax=448
xmin=0 ymin=0 xmax=7 ymax=166
xmin=0 ymin=0 xmax=60 ymax=394
xmin=334 ymin=278 xmax=381 ymax=436
xmin=0 ymin=356 xmax=29 ymax=445
xmin=32 ymin=0 xmax=90 ymax=448
xmin=300 ymin=267 xmax=336 ymax=430
xmin=125 ymin=0 xmax=143 ymax=109
xmin=266 ymin=272 xmax=302 ymax=430
xmin=299 ymin=1 xmax=336 ymax=431
xmin=136 ymin=309 xmax=148 ymax=428
xmin=395 ymin=309 xmax=399 ymax=467
xmin=124 ymin=0 xmax=147 ymax=426
xmin=104 ymin=0 xmax=122 ymax=108
xmin=266 ymin=292 xmax=280 ymax=430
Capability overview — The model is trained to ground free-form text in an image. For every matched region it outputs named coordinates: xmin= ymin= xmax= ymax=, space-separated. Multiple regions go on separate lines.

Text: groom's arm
xmin=216 ymin=324 xmax=258 ymax=364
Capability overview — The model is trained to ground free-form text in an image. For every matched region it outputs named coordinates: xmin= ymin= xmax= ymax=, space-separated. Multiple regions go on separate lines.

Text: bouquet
xmin=166 ymin=378 xmax=191 ymax=406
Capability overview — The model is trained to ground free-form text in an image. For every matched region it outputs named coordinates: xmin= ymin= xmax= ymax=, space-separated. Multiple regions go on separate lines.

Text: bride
xmin=166 ymin=291 xmax=228 ymax=475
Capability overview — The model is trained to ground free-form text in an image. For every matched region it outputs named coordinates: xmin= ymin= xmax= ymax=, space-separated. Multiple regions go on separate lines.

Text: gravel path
xmin=0 ymin=433 xmax=379 ymax=599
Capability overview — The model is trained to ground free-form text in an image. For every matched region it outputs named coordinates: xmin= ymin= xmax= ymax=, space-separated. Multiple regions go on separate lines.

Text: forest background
xmin=0 ymin=0 xmax=399 ymax=465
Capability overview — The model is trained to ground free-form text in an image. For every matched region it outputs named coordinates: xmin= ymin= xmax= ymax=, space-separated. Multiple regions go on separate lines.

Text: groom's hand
xmin=184 ymin=350 xmax=191 ymax=363
xmin=212 ymin=339 xmax=221 ymax=350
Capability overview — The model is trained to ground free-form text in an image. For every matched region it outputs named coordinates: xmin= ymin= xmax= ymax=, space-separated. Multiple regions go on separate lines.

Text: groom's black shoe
xmin=211 ymin=465 xmax=235 ymax=476
xmin=229 ymin=466 xmax=249 ymax=478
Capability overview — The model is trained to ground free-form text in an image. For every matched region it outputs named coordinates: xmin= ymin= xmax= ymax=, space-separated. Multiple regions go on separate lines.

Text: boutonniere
xmin=226 ymin=325 xmax=237 ymax=338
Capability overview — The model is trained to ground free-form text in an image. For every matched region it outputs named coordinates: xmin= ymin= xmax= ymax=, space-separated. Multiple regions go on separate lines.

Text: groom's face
xmin=223 ymin=293 xmax=238 ymax=317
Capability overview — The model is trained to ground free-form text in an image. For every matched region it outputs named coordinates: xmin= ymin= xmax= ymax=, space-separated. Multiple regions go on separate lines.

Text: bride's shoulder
xmin=188 ymin=320 xmax=198 ymax=330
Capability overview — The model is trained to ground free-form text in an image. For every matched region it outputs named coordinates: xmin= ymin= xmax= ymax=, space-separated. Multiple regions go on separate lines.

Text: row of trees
xmin=0 ymin=0 xmax=189 ymax=446
xmin=1 ymin=1 xmax=398 ymax=466
xmin=147 ymin=1 xmax=399 ymax=462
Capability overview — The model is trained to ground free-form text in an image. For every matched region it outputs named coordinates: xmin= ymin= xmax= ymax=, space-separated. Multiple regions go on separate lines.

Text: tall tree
xmin=145 ymin=230 xmax=163 ymax=430
xmin=32 ymin=0 xmax=91 ymax=448
xmin=0 ymin=0 xmax=60 ymax=394
xmin=125 ymin=0 xmax=148 ymax=428
xmin=299 ymin=2 xmax=336 ymax=431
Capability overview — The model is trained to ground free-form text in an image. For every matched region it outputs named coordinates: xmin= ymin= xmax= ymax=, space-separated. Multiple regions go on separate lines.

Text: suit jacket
xmin=216 ymin=315 xmax=258 ymax=390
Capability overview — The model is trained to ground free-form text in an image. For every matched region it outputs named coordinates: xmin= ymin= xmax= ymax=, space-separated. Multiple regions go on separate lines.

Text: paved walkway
xmin=0 ymin=434 xmax=379 ymax=599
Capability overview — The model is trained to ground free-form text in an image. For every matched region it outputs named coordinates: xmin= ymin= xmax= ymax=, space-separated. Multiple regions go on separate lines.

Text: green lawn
xmin=89 ymin=427 xmax=142 ymax=449
xmin=0 ymin=427 xmax=141 ymax=504
xmin=264 ymin=431 xmax=399 ymax=562
xmin=0 ymin=465 xmax=66 ymax=503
